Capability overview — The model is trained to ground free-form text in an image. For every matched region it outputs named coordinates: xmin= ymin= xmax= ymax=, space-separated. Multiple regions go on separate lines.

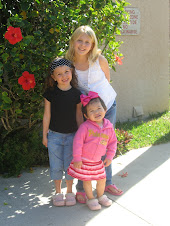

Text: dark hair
xmin=82 ymin=97 xmax=107 ymax=117
xmin=44 ymin=57 xmax=78 ymax=89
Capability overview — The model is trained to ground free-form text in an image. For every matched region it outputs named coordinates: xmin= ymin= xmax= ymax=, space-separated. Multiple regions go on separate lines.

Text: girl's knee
xmin=83 ymin=180 xmax=92 ymax=188
xmin=97 ymin=178 xmax=106 ymax=184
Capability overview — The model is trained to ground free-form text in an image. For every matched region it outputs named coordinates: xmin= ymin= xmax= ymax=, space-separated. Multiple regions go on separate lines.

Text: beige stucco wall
xmin=111 ymin=0 xmax=169 ymax=122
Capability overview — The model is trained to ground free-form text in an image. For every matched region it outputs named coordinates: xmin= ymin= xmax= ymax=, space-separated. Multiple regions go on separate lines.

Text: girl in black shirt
xmin=43 ymin=58 xmax=83 ymax=207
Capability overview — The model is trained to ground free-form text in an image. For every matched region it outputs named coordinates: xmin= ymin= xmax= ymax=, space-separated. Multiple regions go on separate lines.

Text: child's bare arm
xmin=42 ymin=98 xmax=51 ymax=147
xmin=99 ymin=55 xmax=110 ymax=82
xmin=76 ymin=102 xmax=84 ymax=127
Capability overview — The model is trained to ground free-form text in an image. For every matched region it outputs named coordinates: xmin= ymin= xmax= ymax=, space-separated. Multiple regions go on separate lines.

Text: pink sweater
xmin=73 ymin=118 xmax=117 ymax=162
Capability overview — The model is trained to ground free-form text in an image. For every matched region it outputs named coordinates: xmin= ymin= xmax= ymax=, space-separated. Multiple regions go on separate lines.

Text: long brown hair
xmin=44 ymin=57 xmax=78 ymax=90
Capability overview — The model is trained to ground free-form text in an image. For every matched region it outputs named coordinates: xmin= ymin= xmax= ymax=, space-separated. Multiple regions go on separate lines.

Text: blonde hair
xmin=65 ymin=25 xmax=101 ymax=64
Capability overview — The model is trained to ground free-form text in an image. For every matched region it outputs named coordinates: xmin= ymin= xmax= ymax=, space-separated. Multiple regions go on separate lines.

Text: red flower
xmin=115 ymin=54 xmax=124 ymax=65
xmin=18 ymin=71 xmax=36 ymax=90
xmin=4 ymin=26 xmax=23 ymax=45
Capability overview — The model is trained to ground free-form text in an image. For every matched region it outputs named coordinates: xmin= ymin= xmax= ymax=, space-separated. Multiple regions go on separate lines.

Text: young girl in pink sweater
xmin=68 ymin=91 xmax=117 ymax=210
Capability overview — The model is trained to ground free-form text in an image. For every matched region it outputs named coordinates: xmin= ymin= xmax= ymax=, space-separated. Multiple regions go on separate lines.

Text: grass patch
xmin=116 ymin=108 xmax=170 ymax=150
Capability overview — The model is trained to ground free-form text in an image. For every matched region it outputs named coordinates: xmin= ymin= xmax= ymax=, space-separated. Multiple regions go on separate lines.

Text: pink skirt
xmin=67 ymin=160 xmax=106 ymax=181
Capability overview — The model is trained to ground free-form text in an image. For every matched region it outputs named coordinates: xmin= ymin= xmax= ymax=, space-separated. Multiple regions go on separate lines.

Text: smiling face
xmin=74 ymin=33 xmax=93 ymax=57
xmin=51 ymin=65 xmax=72 ymax=90
xmin=85 ymin=99 xmax=106 ymax=125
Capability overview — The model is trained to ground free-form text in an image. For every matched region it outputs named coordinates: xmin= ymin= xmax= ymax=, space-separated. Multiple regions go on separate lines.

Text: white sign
xmin=121 ymin=8 xmax=140 ymax=35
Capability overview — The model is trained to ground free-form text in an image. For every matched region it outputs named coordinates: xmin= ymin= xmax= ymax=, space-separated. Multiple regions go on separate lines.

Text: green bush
xmin=0 ymin=0 xmax=129 ymax=139
xmin=0 ymin=126 xmax=48 ymax=177
xmin=0 ymin=0 xmax=129 ymax=176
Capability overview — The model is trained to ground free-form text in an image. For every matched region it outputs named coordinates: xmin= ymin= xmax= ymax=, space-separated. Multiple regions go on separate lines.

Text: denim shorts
xmin=47 ymin=130 xmax=75 ymax=180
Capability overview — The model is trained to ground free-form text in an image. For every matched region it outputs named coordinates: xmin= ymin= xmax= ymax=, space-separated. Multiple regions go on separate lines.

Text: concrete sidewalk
xmin=0 ymin=142 xmax=170 ymax=226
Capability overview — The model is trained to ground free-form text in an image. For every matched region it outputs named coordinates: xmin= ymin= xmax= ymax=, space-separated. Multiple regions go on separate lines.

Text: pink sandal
xmin=98 ymin=195 xmax=112 ymax=207
xmin=76 ymin=192 xmax=87 ymax=204
xmin=105 ymin=184 xmax=123 ymax=196
xmin=65 ymin=193 xmax=76 ymax=206
xmin=86 ymin=199 xmax=101 ymax=211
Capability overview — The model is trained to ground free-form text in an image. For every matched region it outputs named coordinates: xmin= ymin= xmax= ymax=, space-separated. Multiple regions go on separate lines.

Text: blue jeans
xmin=76 ymin=101 xmax=117 ymax=191
xmin=47 ymin=130 xmax=75 ymax=180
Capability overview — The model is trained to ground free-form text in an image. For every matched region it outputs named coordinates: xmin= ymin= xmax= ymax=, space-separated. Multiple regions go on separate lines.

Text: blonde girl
xmin=66 ymin=25 xmax=123 ymax=203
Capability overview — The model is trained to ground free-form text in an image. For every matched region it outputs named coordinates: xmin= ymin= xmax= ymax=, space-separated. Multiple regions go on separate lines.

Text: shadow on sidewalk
xmin=0 ymin=141 xmax=170 ymax=226
xmin=110 ymin=141 xmax=170 ymax=196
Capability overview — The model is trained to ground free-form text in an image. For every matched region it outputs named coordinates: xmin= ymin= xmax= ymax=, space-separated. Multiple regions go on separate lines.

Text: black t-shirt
xmin=43 ymin=85 xmax=81 ymax=133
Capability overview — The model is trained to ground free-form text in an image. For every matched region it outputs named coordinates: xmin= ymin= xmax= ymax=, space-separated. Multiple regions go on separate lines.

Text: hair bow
xmin=80 ymin=91 xmax=99 ymax=106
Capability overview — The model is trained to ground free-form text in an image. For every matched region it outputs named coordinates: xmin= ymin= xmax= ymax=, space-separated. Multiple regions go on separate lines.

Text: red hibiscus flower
xmin=4 ymin=26 xmax=23 ymax=45
xmin=18 ymin=71 xmax=36 ymax=90
xmin=115 ymin=54 xmax=124 ymax=65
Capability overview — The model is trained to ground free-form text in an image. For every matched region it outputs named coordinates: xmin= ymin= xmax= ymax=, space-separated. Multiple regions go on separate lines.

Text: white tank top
xmin=76 ymin=59 xmax=117 ymax=110
xmin=75 ymin=69 xmax=88 ymax=88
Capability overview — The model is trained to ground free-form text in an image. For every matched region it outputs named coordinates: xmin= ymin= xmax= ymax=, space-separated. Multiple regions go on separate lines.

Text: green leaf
xmin=79 ymin=0 xmax=86 ymax=4
xmin=58 ymin=51 xmax=64 ymax=56
xmin=2 ymin=103 xmax=11 ymax=110
xmin=2 ymin=92 xmax=8 ymax=97
xmin=80 ymin=17 xmax=88 ymax=24
xmin=0 ymin=0 xmax=3 ymax=9
xmin=33 ymin=31 xmax=42 ymax=36
xmin=45 ymin=52 xmax=53 ymax=57
xmin=21 ymin=2 xmax=30 ymax=11
xmin=14 ymin=57 xmax=20 ymax=62
xmin=2 ymin=92 xmax=12 ymax=104
xmin=0 ymin=62 xmax=3 ymax=69
xmin=2 ymin=96 xmax=12 ymax=104
xmin=22 ymin=35 xmax=34 ymax=46
xmin=2 ymin=53 xmax=9 ymax=62
xmin=15 ymin=109 xmax=22 ymax=114
xmin=30 ymin=65 xmax=36 ymax=72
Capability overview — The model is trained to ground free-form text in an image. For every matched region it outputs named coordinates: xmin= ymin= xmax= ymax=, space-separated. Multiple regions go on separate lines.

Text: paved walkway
xmin=1 ymin=142 xmax=170 ymax=226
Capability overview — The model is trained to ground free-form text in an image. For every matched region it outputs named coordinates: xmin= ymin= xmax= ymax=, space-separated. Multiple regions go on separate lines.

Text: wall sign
xmin=121 ymin=8 xmax=140 ymax=35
